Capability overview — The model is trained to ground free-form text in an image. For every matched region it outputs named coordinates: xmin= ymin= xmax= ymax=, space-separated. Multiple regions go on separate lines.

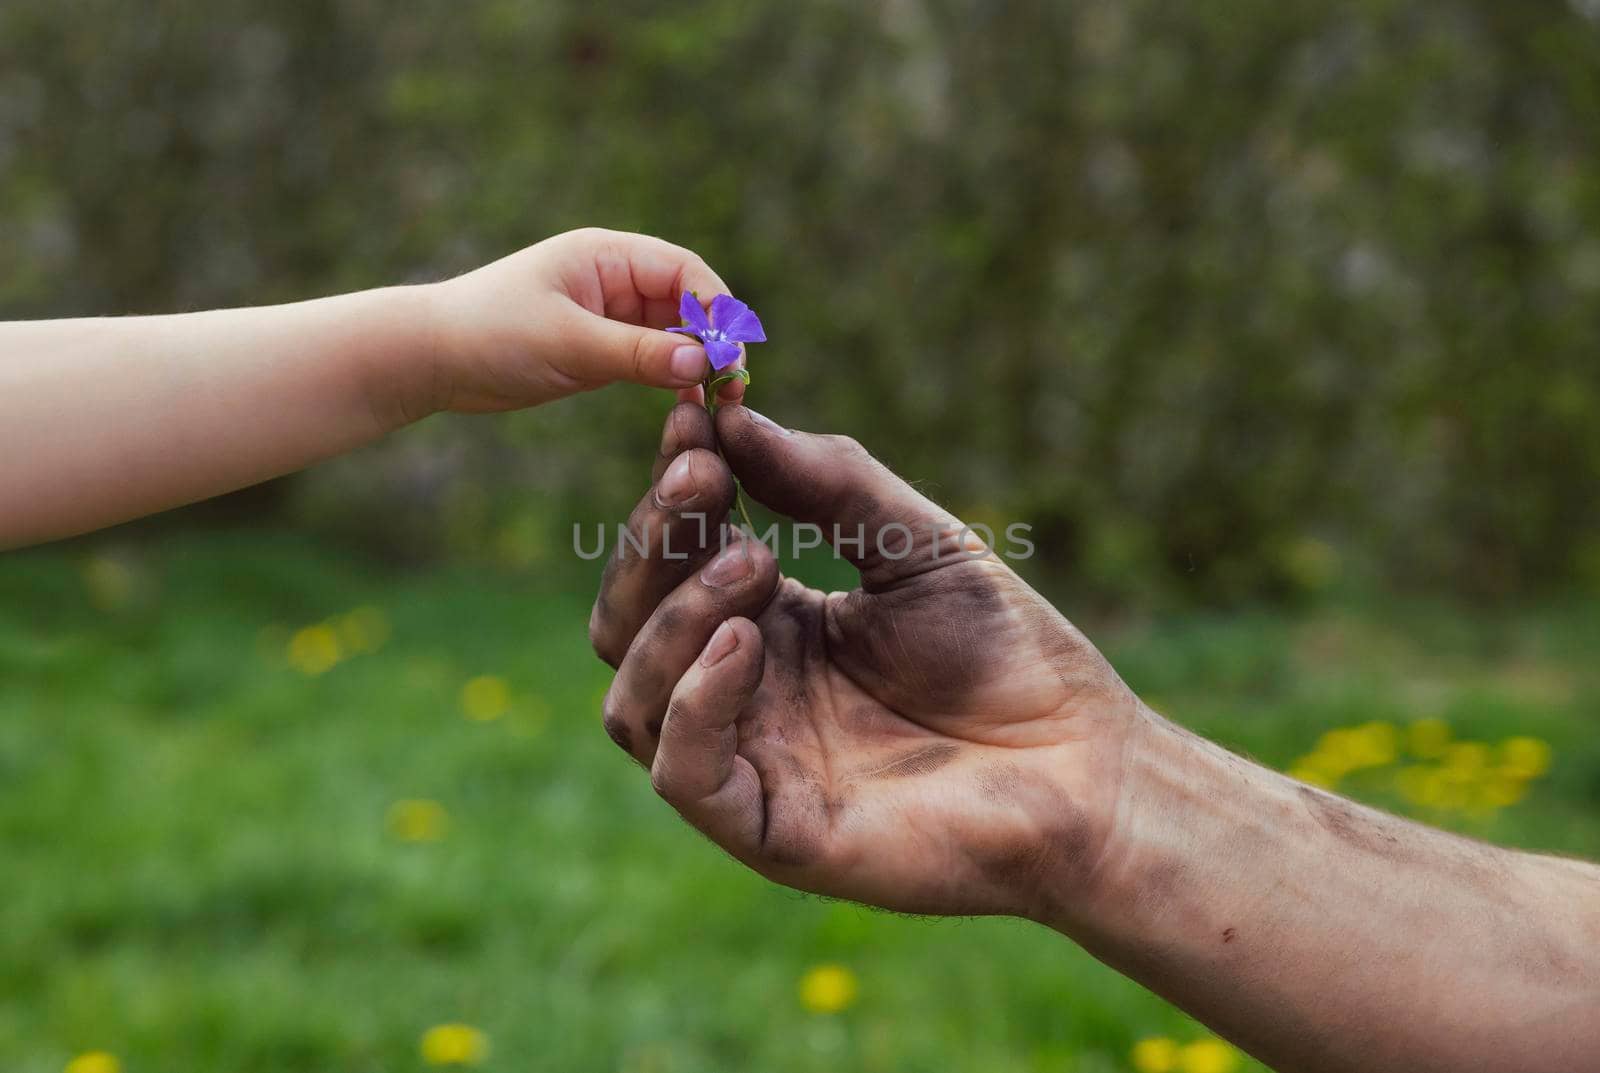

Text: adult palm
xmin=590 ymin=403 xmax=1141 ymax=918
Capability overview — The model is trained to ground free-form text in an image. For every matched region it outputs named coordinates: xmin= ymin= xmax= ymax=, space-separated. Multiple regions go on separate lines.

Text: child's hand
xmin=0 ymin=227 xmax=742 ymax=546
xmin=421 ymin=228 xmax=744 ymax=414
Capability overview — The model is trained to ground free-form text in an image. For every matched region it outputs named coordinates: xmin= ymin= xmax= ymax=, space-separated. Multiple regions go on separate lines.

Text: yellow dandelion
xmin=64 ymin=1053 xmax=121 ymax=1073
xmin=1473 ymin=774 xmax=1529 ymax=811
xmin=1288 ymin=763 xmax=1336 ymax=789
xmin=1314 ymin=728 xmax=1356 ymax=767
xmin=1349 ymin=721 xmax=1399 ymax=767
xmin=1176 ymin=1038 xmax=1241 ymax=1073
xmin=335 ymin=606 xmax=391 ymax=655
xmin=798 ymin=963 xmax=858 ymax=1014
xmin=387 ymin=799 xmax=449 ymax=842
xmin=1442 ymin=741 xmax=1489 ymax=775
xmin=460 ymin=675 xmax=511 ymax=722
xmin=420 ymin=1023 xmax=489 ymax=1066
xmin=1432 ymin=768 xmax=1473 ymax=811
xmin=1130 ymin=1036 xmax=1179 ymax=1073
xmin=1407 ymin=718 xmax=1451 ymax=759
xmin=1497 ymin=736 xmax=1551 ymax=779
xmin=287 ymin=624 xmax=342 ymax=676
xmin=1396 ymin=764 xmax=1436 ymax=807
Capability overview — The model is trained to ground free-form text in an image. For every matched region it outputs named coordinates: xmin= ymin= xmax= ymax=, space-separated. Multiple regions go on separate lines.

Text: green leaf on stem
xmin=707 ymin=368 xmax=751 ymax=394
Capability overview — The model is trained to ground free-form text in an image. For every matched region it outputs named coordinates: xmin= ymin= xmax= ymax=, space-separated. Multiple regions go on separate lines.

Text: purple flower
xmin=666 ymin=292 xmax=766 ymax=371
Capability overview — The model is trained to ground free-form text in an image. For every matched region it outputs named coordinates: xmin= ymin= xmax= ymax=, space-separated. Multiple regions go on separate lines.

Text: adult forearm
xmin=0 ymin=286 xmax=435 ymax=548
xmin=1048 ymin=708 xmax=1600 ymax=1073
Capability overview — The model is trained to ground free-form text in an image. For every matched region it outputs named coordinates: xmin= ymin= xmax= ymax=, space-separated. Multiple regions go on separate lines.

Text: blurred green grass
xmin=2 ymin=534 xmax=1598 ymax=1073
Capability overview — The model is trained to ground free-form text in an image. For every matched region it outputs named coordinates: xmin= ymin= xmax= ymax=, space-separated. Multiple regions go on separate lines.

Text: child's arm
xmin=0 ymin=228 xmax=733 ymax=549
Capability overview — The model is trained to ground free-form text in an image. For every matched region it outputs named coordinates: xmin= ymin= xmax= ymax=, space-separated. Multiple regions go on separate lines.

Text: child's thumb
xmin=568 ymin=314 xmax=709 ymax=391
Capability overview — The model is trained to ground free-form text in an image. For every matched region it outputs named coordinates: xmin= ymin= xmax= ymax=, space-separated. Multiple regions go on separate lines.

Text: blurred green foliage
xmin=3 ymin=1 xmax=1599 ymax=599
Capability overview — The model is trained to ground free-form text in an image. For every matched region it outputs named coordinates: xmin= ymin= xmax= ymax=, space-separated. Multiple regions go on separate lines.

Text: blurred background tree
xmin=3 ymin=0 xmax=1598 ymax=602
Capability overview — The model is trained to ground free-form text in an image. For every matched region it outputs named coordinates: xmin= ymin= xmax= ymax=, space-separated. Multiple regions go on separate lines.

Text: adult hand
xmin=588 ymin=402 xmax=1140 ymax=919
xmin=590 ymin=404 xmax=1600 ymax=1073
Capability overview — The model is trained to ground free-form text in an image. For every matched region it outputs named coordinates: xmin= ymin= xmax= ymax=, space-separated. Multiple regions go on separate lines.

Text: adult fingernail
xmin=701 ymin=621 xmax=740 ymax=667
xmin=670 ymin=345 xmax=706 ymax=383
xmin=654 ymin=453 xmax=697 ymax=507
xmin=746 ymin=408 xmax=790 ymax=435
xmin=659 ymin=410 xmax=683 ymax=457
xmin=701 ymin=542 xmax=753 ymax=587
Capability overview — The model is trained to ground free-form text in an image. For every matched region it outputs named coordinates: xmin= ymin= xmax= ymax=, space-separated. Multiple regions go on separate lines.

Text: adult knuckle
xmin=824 ymin=433 xmax=871 ymax=463
xmin=663 ymin=693 xmax=697 ymax=731
xmin=618 ymin=508 xmax=655 ymax=557
xmin=649 ymin=762 xmax=680 ymax=803
xmin=588 ymin=607 xmax=623 ymax=668
xmin=599 ymin=693 xmax=635 ymax=754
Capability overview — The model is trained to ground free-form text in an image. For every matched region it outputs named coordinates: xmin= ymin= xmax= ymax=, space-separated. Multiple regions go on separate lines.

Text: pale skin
xmin=592 ymin=402 xmax=1600 ymax=1073
xmin=0 ymin=227 xmax=741 ymax=549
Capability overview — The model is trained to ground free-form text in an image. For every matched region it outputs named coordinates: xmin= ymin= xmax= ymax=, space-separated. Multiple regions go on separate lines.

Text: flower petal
xmin=720 ymin=307 xmax=766 ymax=344
xmin=710 ymin=294 xmax=765 ymax=343
xmin=709 ymin=294 xmax=749 ymax=329
xmin=677 ymin=291 xmax=710 ymax=334
xmin=664 ymin=325 xmax=701 ymax=337
xmin=703 ymin=338 xmax=742 ymax=370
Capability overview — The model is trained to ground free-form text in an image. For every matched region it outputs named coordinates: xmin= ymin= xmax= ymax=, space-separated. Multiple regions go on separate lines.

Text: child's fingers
xmin=559 ymin=231 xmax=747 ymax=393
xmin=559 ymin=312 xmax=712 ymax=390
xmin=644 ymin=296 xmax=683 ymax=329
xmin=601 ymin=232 xmax=730 ymax=314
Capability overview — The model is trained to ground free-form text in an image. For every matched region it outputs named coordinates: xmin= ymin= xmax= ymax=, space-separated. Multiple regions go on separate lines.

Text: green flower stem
xmin=705 ymin=368 xmax=755 ymax=533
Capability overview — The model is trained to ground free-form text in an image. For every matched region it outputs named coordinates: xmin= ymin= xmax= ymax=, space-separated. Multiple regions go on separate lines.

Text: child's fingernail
xmin=669 ymin=345 xmax=707 ymax=383
xmin=701 ymin=542 xmax=753 ymax=587
xmin=654 ymin=453 xmax=697 ymax=508
xmin=700 ymin=621 xmax=741 ymax=667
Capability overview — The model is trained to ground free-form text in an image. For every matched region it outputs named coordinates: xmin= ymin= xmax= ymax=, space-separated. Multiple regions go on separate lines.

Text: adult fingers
xmin=649 ymin=617 xmax=767 ymax=855
xmin=714 ymin=406 xmax=973 ymax=588
xmin=589 ymin=407 xmax=730 ymax=669
xmin=600 ymin=533 xmax=778 ymax=764
xmin=651 ymin=400 xmax=715 ymax=483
